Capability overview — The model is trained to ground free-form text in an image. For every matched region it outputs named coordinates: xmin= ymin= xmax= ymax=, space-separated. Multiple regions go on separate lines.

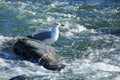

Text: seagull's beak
xmin=61 ymin=24 xmax=64 ymax=26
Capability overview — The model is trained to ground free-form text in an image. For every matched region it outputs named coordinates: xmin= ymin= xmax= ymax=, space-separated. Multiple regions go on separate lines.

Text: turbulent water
xmin=0 ymin=0 xmax=120 ymax=80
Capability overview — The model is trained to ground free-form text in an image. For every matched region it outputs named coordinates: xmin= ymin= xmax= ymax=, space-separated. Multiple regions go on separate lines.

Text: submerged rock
xmin=9 ymin=75 xmax=32 ymax=80
xmin=98 ymin=27 xmax=120 ymax=36
xmin=13 ymin=38 xmax=65 ymax=71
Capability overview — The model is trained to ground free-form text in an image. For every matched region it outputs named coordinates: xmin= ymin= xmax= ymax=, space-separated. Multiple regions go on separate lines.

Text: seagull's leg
xmin=50 ymin=46 xmax=53 ymax=52
xmin=45 ymin=44 xmax=49 ymax=57
xmin=44 ymin=43 xmax=54 ymax=57
xmin=47 ymin=43 xmax=53 ymax=52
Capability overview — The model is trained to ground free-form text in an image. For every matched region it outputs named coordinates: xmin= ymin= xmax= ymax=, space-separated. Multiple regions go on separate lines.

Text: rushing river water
xmin=0 ymin=0 xmax=120 ymax=80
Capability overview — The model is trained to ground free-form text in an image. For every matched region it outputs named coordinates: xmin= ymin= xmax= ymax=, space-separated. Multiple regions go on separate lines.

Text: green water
xmin=0 ymin=0 xmax=120 ymax=80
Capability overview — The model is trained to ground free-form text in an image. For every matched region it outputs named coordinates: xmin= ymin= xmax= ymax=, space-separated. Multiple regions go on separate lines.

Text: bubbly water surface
xmin=0 ymin=0 xmax=120 ymax=80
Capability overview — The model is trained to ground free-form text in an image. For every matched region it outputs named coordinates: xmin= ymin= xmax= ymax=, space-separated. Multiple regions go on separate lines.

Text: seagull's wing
xmin=37 ymin=30 xmax=48 ymax=33
xmin=31 ymin=31 xmax=52 ymax=41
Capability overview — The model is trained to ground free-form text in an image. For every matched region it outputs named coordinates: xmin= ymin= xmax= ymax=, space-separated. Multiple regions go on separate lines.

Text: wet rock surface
xmin=13 ymin=38 xmax=65 ymax=71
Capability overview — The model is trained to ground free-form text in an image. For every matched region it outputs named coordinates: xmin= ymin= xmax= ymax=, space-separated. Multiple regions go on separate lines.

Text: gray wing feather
xmin=32 ymin=31 xmax=52 ymax=41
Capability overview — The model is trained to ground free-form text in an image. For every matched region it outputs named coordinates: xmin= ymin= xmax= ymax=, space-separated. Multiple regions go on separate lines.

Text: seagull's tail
xmin=26 ymin=35 xmax=32 ymax=38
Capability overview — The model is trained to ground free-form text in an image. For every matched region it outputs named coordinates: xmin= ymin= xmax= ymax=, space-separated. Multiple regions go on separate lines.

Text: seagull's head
xmin=53 ymin=22 xmax=64 ymax=28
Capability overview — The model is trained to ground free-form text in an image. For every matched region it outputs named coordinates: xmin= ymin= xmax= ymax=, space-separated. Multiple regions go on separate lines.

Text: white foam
xmin=70 ymin=25 xmax=87 ymax=33
xmin=115 ymin=76 xmax=120 ymax=80
xmin=62 ymin=22 xmax=71 ymax=29
xmin=47 ymin=16 xmax=55 ymax=22
xmin=52 ymin=1 xmax=68 ymax=7
xmin=64 ymin=31 xmax=74 ymax=37
xmin=64 ymin=59 xmax=120 ymax=75
xmin=89 ymin=72 xmax=112 ymax=80
xmin=0 ymin=58 xmax=10 ymax=67
xmin=0 ymin=35 xmax=13 ymax=45
xmin=61 ymin=24 xmax=87 ymax=37
xmin=51 ymin=3 xmax=56 ymax=8
xmin=91 ymin=62 xmax=120 ymax=72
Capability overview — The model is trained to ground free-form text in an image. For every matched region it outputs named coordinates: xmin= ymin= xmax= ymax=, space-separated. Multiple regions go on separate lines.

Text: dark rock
xmin=9 ymin=75 xmax=32 ymax=80
xmin=13 ymin=38 xmax=65 ymax=71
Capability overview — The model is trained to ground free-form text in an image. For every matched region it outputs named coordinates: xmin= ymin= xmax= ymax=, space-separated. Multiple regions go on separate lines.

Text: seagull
xmin=27 ymin=22 xmax=64 ymax=44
